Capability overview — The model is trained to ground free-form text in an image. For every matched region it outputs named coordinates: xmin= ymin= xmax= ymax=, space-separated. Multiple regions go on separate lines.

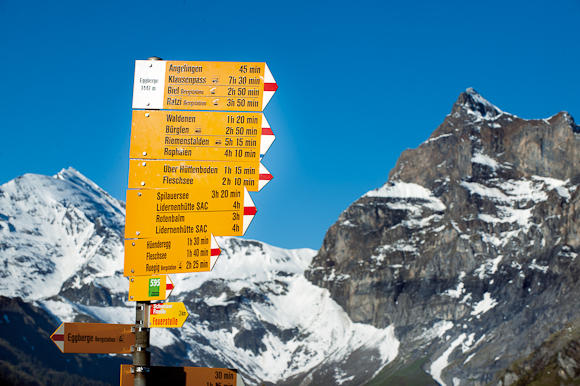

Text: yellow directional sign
xmin=148 ymin=302 xmax=188 ymax=328
xmin=120 ymin=365 xmax=245 ymax=386
xmin=124 ymin=234 xmax=221 ymax=276
xmin=128 ymin=159 xmax=273 ymax=192
xmin=129 ymin=110 xmax=274 ymax=162
xmin=132 ymin=60 xmax=277 ymax=112
xmin=124 ymin=187 xmax=256 ymax=238
xmin=50 ymin=323 xmax=135 ymax=354
xmin=128 ymin=275 xmax=174 ymax=301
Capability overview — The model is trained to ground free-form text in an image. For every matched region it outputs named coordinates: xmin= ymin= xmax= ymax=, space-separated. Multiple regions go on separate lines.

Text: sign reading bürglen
xmin=129 ymin=110 xmax=275 ymax=162
xmin=132 ymin=60 xmax=277 ymax=112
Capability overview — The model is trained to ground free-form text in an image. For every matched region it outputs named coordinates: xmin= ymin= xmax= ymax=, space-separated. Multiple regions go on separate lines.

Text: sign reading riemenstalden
xmin=129 ymin=110 xmax=275 ymax=161
xmin=132 ymin=61 xmax=277 ymax=111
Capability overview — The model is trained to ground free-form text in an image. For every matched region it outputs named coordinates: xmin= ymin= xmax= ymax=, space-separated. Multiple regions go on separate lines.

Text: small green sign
xmin=148 ymin=277 xmax=161 ymax=297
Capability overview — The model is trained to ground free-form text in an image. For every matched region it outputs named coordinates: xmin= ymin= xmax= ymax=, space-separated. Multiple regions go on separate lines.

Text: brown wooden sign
xmin=120 ymin=364 xmax=245 ymax=386
xmin=50 ymin=322 xmax=134 ymax=354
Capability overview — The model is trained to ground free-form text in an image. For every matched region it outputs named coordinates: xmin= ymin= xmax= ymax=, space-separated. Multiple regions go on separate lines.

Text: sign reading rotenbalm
xmin=124 ymin=188 xmax=256 ymax=238
xmin=128 ymin=275 xmax=174 ymax=301
xmin=124 ymin=234 xmax=221 ymax=276
xmin=129 ymin=110 xmax=275 ymax=161
xmin=148 ymin=302 xmax=188 ymax=328
xmin=128 ymin=159 xmax=273 ymax=192
xmin=132 ymin=61 xmax=277 ymax=111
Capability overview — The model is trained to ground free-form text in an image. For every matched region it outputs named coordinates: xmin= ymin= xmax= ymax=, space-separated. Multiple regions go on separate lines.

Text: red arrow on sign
xmin=260 ymin=115 xmax=275 ymax=158
xmin=243 ymin=189 xmax=257 ymax=235
xmin=262 ymin=64 xmax=278 ymax=109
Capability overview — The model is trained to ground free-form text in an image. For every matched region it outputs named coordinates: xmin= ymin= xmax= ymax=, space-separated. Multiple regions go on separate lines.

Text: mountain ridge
xmin=1 ymin=88 xmax=579 ymax=385
xmin=305 ymin=88 xmax=580 ymax=385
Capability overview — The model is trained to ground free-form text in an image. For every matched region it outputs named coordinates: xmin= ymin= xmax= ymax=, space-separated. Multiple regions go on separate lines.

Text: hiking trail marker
xmin=128 ymin=275 xmax=174 ymax=301
xmin=129 ymin=110 xmax=275 ymax=162
xmin=128 ymin=159 xmax=273 ymax=192
xmin=124 ymin=187 xmax=256 ymax=239
xmin=124 ymin=233 xmax=221 ymax=276
xmin=132 ymin=60 xmax=277 ymax=111
xmin=147 ymin=302 xmax=189 ymax=328
xmin=50 ymin=322 xmax=135 ymax=354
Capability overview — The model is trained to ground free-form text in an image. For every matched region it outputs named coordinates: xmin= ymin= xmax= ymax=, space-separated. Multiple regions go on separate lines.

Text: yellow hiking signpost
xmin=48 ymin=59 xmax=276 ymax=386
xmin=129 ymin=110 xmax=275 ymax=162
xmin=124 ymin=233 xmax=221 ymax=276
xmin=127 ymin=159 xmax=273 ymax=192
xmin=147 ymin=302 xmax=189 ymax=328
xmin=132 ymin=60 xmax=277 ymax=111
xmin=45 ymin=58 xmax=277 ymax=384
xmin=124 ymin=187 xmax=257 ymax=239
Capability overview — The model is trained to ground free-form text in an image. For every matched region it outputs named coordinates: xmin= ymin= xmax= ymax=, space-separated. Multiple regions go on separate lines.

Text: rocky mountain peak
xmin=452 ymin=87 xmax=504 ymax=121
xmin=389 ymin=89 xmax=580 ymax=187
xmin=306 ymin=90 xmax=580 ymax=385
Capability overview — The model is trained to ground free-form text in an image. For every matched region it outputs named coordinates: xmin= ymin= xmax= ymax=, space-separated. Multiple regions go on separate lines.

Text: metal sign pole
xmin=133 ymin=300 xmax=150 ymax=386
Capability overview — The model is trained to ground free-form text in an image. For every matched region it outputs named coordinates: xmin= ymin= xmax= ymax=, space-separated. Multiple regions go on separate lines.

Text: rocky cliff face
xmin=306 ymin=88 xmax=580 ymax=385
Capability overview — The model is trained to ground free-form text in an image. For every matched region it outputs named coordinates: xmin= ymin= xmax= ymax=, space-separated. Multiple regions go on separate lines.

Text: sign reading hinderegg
xmin=124 ymin=233 xmax=220 ymax=276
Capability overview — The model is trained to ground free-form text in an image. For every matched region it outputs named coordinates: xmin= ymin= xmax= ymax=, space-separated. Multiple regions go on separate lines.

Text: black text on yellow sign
xmin=127 ymin=159 xmax=273 ymax=192
xmin=132 ymin=60 xmax=277 ymax=112
xmin=129 ymin=110 xmax=274 ymax=162
xmin=123 ymin=234 xmax=221 ymax=277
xmin=124 ymin=187 xmax=256 ymax=238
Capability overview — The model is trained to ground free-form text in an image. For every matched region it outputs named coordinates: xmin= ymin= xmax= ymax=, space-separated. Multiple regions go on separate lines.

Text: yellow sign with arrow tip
xmin=147 ymin=302 xmax=189 ymax=328
xmin=132 ymin=60 xmax=277 ymax=112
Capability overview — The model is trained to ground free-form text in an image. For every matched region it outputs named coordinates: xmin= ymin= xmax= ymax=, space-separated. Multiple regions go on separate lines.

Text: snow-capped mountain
xmin=0 ymin=168 xmax=398 ymax=385
xmin=306 ymin=88 xmax=580 ymax=385
xmin=1 ymin=88 xmax=579 ymax=385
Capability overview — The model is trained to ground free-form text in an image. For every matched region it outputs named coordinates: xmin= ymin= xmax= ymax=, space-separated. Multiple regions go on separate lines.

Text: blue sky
xmin=0 ymin=0 xmax=578 ymax=249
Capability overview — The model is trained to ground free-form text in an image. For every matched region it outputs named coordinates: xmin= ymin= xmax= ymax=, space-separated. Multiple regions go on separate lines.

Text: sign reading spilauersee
xmin=132 ymin=60 xmax=277 ymax=111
